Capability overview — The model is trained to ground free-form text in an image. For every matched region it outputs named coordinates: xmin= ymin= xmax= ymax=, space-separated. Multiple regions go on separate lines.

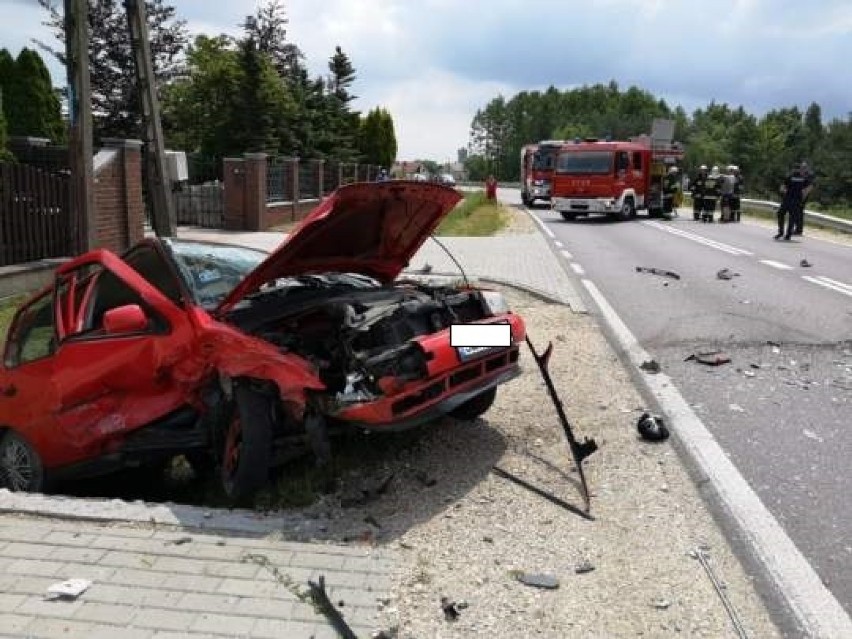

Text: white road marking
xmin=531 ymin=212 xmax=555 ymax=238
xmin=570 ymin=262 xmax=585 ymax=275
xmin=760 ymin=259 xmax=794 ymax=270
xmin=643 ymin=221 xmax=753 ymax=256
xmin=803 ymin=275 xmax=852 ymax=298
xmin=581 ymin=277 xmax=852 ymax=639
xmin=560 ymin=249 xmax=573 ymax=260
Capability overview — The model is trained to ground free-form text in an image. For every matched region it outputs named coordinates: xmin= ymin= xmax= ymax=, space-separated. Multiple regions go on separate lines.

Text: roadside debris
xmin=637 ymin=413 xmax=670 ymax=442
xmin=716 ymin=268 xmax=740 ymax=280
xmin=515 ymin=571 xmax=561 ymax=589
xmin=652 ymin=598 xmax=672 ymax=610
xmin=802 ymin=429 xmax=824 ymax=443
xmin=308 ymin=575 xmax=358 ymax=639
xmin=441 ymin=596 xmax=461 ymax=621
xmin=690 ymin=547 xmax=749 ymax=639
xmin=575 ymin=560 xmax=596 ymax=574
xmin=728 ymin=404 xmax=745 ymax=413
xmin=636 ymin=266 xmax=681 ymax=280
xmin=685 ymin=351 xmax=731 ymax=366
xmin=492 ymin=466 xmax=594 ymax=520
xmin=45 ymin=578 xmax=91 ymax=601
xmin=800 ymin=259 xmax=812 ymax=267
xmin=640 ymin=359 xmax=661 ymax=373
xmin=526 ymin=336 xmax=598 ymax=513
xmin=166 ymin=536 xmax=192 ymax=546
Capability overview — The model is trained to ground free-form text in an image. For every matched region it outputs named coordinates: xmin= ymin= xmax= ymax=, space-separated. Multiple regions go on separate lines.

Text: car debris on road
xmin=685 ymin=351 xmax=732 ymax=366
xmin=636 ymin=266 xmax=681 ymax=280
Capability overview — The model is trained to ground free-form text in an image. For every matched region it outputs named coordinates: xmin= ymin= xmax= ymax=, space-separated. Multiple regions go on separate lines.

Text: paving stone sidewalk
xmin=170 ymin=227 xmax=587 ymax=312
xmin=0 ymin=514 xmax=393 ymax=638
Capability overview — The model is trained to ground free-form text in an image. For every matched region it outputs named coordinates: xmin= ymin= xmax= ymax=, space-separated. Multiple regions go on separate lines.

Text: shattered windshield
xmin=167 ymin=241 xmax=268 ymax=308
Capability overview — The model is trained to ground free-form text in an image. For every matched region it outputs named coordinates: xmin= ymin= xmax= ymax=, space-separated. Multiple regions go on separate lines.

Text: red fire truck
xmin=550 ymin=120 xmax=683 ymax=221
xmin=520 ymin=140 xmax=564 ymax=207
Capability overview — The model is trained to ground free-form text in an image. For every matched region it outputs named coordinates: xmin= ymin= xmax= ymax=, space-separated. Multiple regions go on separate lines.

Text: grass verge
xmin=436 ymin=190 xmax=509 ymax=236
xmin=0 ymin=295 xmax=25 ymax=343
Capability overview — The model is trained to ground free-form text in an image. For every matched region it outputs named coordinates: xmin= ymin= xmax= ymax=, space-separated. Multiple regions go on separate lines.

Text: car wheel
xmin=560 ymin=212 xmax=577 ymax=221
xmin=619 ymin=198 xmax=635 ymax=220
xmin=221 ymin=385 xmax=273 ymax=505
xmin=450 ymin=387 xmax=498 ymax=421
xmin=0 ymin=430 xmax=45 ymax=492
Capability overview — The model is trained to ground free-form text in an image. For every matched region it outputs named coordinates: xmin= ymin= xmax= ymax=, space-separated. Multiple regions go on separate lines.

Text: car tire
xmin=220 ymin=384 xmax=273 ymax=505
xmin=619 ymin=198 xmax=635 ymax=220
xmin=450 ymin=387 xmax=497 ymax=421
xmin=560 ymin=212 xmax=577 ymax=221
xmin=0 ymin=430 xmax=45 ymax=492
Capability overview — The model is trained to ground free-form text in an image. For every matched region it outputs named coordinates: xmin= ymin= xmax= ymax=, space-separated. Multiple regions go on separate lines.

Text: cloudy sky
xmin=2 ymin=0 xmax=850 ymax=161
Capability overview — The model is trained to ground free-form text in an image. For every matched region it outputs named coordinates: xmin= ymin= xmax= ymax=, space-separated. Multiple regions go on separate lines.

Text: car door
xmin=0 ymin=290 xmax=62 ymax=464
xmin=46 ymin=250 xmax=197 ymax=465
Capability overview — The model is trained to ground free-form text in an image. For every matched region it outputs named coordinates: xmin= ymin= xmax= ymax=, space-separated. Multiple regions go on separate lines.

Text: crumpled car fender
xmin=188 ymin=315 xmax=326 ymax=420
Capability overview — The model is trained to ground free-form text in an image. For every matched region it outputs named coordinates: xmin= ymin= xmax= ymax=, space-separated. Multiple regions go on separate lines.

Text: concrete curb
xmin=0 ymin=488 xmax=327 ymax=538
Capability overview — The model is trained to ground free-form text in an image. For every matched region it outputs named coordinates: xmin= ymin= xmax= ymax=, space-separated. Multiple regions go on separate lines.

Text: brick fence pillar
xmin=243 ymin=153 xmax=267 ymax=231
xmin=223 ymin=158 xmax=245 ymax=230
xmin=93 ymin=138 xmax=144 ymax=252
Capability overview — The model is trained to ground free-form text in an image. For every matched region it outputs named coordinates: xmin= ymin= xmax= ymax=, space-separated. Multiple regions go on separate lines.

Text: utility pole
xmin=64 ymin=0 xmax=95 ymax=252
xmin=125 ymin=0 xmax=175 ymax=237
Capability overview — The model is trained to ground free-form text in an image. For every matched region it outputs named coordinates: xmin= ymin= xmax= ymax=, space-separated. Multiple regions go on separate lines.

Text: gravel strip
xmin=497 ymin=204 xmax=539 ymax=235
xmin=277 ymin=288 xmax=782 ymax=638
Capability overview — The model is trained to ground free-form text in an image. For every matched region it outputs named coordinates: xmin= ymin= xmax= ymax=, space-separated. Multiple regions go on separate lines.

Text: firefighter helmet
xmin=699 ymin=164 xmax=708 ymax=171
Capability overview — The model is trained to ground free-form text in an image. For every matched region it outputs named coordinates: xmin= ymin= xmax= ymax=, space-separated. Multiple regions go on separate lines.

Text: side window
xmin=4 ymin=291 xmax=56 ymax=367
xmin=124 ymin=246 xmax=183 ymax=306
xmin=56 ymin=264 xmax=165 ymax=339
xmin=632 ymin=152 xmax=643 ymax=171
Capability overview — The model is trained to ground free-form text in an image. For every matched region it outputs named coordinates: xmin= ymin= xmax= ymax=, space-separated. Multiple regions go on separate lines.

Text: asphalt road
xmin=511 ymin=191 xmax=852 ymax=616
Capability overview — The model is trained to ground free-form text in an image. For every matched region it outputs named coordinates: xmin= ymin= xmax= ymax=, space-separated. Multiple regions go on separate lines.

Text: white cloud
xmin=3 ymin=0 xmax=851 ymax=160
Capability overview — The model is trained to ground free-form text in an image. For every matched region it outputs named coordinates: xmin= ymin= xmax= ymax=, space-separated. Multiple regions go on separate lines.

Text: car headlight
xmin=481 ymin=290 xmax=509 ymax=315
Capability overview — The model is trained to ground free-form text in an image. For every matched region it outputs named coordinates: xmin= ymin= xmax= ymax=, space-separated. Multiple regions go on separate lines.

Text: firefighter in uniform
xmin=701 ymin=166 xmax=722 ymax=222
xmin=719 ymin=166 xmax=736 ymax=222
xmin=662 ymin=166 xmax=681 ymax=217
xmin=730 ymin=165 xmax=743 ymax=222
xmin=690 ymin=165 xmax=708 ymax=221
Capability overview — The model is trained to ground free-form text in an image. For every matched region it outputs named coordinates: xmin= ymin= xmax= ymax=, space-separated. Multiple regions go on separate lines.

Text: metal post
xmin=125 ymin=0 xmax=175 ymax=237
xmin=64 ymin=0 xmax=95 ymax=253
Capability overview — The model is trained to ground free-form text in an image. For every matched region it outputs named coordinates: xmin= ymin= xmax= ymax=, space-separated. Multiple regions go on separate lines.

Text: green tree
xmin=319 ymin=46 xmax=360 ymax=161
xmin=2 ymin=48 xmax=64 ymax=141
xmin=231 ymin=38 xmax=294 ymax=154
xmin=358 ymin=107 xmax=397 ymax=168
xmin=37 ymin=0 xmax=188 ymax=141
xmin=0 ymin=93 xmax=13 ymax=161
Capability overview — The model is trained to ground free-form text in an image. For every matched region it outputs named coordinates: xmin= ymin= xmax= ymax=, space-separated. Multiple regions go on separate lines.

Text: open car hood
xmin=217 ymin=182 xmax=462 ymax=313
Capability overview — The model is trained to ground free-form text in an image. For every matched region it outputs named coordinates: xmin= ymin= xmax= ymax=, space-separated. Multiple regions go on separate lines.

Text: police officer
xmin=690 ymin=165 xmax=708 ymax=221
xmin=791 ymin=161 xmax=813 ymax=235
xmin=775 ymin=163 xmax=812 ymax=240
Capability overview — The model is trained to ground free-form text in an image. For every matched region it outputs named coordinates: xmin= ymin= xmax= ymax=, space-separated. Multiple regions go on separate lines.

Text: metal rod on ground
xmin=64 ymin=0 xmax=96 ymax=253
xmin=125 ymin=0 xmax=175 ymax=237
xmin=693 ymin=547 xmax=749 ymax=639
xmin=525 ymin=336 xmax=598 ymax=513
xmin=308 ymin=575 xmax=358 ymax=639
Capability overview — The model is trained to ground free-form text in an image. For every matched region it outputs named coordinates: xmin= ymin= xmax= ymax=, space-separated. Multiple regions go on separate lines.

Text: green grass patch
xmin=436 ymin=190 xmax=509 ymax=236
xmin=0 ymin=295 xmax=26 ymax=344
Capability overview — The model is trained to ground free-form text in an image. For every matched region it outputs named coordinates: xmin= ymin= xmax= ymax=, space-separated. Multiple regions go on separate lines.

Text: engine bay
xmin=226 ymin=278 xmax=495 ymax=398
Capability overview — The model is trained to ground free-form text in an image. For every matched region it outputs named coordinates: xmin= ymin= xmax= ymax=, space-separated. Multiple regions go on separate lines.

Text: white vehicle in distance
xmin=439 ymin=173 xmax=456 ymax=186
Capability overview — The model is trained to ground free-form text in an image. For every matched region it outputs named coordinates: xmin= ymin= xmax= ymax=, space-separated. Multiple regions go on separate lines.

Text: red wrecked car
xmin=0 ymin=182 xmax=525 ymax=501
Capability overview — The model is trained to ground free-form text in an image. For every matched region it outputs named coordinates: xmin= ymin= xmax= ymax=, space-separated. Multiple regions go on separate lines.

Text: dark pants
xmin=777 ymin=198 xmax=802 ymax=237
xmin=730 ymin=196 xmax=741 ymax=222
xmin=692 ymin=195 xmax=702 ymax=220
xmin=793 ymin=199 xmax=806 ymax=233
